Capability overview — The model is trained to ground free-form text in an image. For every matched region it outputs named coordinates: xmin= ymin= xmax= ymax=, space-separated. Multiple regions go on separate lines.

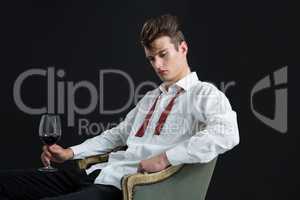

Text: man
xmin=0 ymin=14 xmax=239 ymax=200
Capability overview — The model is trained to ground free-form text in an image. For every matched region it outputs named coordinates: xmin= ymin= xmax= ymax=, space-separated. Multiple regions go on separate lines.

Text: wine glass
xmin=38 ymin=114 xmax=61 ymax=172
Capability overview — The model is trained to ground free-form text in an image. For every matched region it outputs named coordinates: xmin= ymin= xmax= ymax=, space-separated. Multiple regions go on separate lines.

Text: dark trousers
xmin=0 ymin=162 xmax=122 ymax=200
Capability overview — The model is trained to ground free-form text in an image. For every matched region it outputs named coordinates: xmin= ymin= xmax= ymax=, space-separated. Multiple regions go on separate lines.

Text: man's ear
xmin=179 ymin=41 xmax=188 ymax=55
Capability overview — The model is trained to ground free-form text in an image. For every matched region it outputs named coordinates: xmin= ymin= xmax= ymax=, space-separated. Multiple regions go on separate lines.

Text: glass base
xmin=38 ymin=166 xmax=58 ymax=172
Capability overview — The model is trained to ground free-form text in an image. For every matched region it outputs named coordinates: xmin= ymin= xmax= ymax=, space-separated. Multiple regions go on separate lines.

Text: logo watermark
xmin=250 ymin=66 xmax=288 ymax=133
xmin=13 ymin=67 xmax=236 ymax=135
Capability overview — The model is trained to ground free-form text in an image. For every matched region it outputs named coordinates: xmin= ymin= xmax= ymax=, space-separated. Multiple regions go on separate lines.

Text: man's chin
xmin=159 ymin=77 xmax=170 ymax=83
xmin=158 ymin=73 xmax=170 ymax=80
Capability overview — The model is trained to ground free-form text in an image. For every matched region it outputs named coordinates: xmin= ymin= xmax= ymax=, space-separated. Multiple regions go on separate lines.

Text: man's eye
xmin=148 ymin=57 xmax=154 ymax=62
xmin=160 ymin=52 xmax=167 ymax=57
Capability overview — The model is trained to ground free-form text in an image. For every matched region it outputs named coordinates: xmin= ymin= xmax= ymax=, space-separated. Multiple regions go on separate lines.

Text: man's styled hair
xmin=140 ymin=14 xmax=185 ymax=50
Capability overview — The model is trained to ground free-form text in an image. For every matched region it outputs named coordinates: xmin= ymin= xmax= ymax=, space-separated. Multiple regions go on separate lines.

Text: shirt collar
xmin=159 ymin=72 xmax=199 ymax=94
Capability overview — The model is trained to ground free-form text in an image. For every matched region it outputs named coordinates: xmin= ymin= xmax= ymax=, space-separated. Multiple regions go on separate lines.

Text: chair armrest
xmin=77 ymin=153 xmax=109 ymax=169
xmin=121 ymin=165 xmax=183 ymax=200
xmin=77 ymin=146 xmax=127 ymax=170
xmin=122 ymin=158 xmax=218 ymax=200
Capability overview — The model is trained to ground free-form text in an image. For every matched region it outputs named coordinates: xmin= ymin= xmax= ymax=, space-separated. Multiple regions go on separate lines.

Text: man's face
xmin=144 ymin=36 xmax=188 ymax=85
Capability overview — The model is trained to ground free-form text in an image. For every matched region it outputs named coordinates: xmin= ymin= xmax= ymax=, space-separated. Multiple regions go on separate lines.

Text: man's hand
xmin=41 ymin=144 xmax=74 ymax=167
xmin=137 ymin=153 xmax=171 ymax=173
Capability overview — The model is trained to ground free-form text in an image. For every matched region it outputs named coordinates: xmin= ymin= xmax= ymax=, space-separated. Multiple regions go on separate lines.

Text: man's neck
xmin=163 ymin=67 xmax=191 ymax=91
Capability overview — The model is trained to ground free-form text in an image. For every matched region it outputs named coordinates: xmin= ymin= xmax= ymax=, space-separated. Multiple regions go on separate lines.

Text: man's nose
xmin=153 ymin=58 xmax=164 ymax=70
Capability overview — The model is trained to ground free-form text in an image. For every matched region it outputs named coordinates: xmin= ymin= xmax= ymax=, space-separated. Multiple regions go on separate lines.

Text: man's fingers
xmin=41 ymin=152 xmax=50 ymax=166
xmin=42 ymin=145 xmax=48 ymax=152
xmin=137 ymin=163 xmax=145 ymax=173
xmin=44 ymin=150 xmax=52 ymax=158
xmin=43 ymin=145 xmax=56 ymax=158
xmin=48 ymin=145 xmax=62 ymax=155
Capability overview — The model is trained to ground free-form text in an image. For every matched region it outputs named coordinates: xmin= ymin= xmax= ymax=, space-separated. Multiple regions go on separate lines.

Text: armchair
xmin=77 ymin=147 xmax=217 ymax=200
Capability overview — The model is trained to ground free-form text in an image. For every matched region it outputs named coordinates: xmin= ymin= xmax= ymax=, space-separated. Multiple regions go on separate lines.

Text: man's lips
xmin=158 ymin=70 xmax=168 ymax=75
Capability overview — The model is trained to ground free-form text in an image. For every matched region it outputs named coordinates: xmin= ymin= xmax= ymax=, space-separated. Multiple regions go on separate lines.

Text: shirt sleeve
xmin=166 ymin=85 xmax=240 ymax=165
xmin=70 ymin=104 xmax=139 ymax=159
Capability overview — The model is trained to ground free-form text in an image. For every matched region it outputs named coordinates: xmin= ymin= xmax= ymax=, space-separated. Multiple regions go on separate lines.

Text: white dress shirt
xmin=70 ymin=72 xmax=240 ymax=189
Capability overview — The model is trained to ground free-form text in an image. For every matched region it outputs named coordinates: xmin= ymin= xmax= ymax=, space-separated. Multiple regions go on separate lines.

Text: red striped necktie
xmin=135 ymin=88 xmax=183 ymax=137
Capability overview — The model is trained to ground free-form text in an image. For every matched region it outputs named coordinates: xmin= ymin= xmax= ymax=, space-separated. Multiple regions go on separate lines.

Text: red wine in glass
xmin=40 ymin=135 xmax=61 ymax=146
xmin=38 ymin=114 xmax=62 ymax=172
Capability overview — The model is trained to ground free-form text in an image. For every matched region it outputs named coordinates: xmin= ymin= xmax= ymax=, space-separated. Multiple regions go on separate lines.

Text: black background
xmin=0 ymin=1 xmax=294 ymax=200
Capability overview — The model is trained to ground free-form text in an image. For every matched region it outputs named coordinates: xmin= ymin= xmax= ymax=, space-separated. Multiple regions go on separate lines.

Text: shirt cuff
xmin=165 ymin=144 xmax=190 ymax=166
xmin=69 ymin=144 xmax=88 ymax=160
